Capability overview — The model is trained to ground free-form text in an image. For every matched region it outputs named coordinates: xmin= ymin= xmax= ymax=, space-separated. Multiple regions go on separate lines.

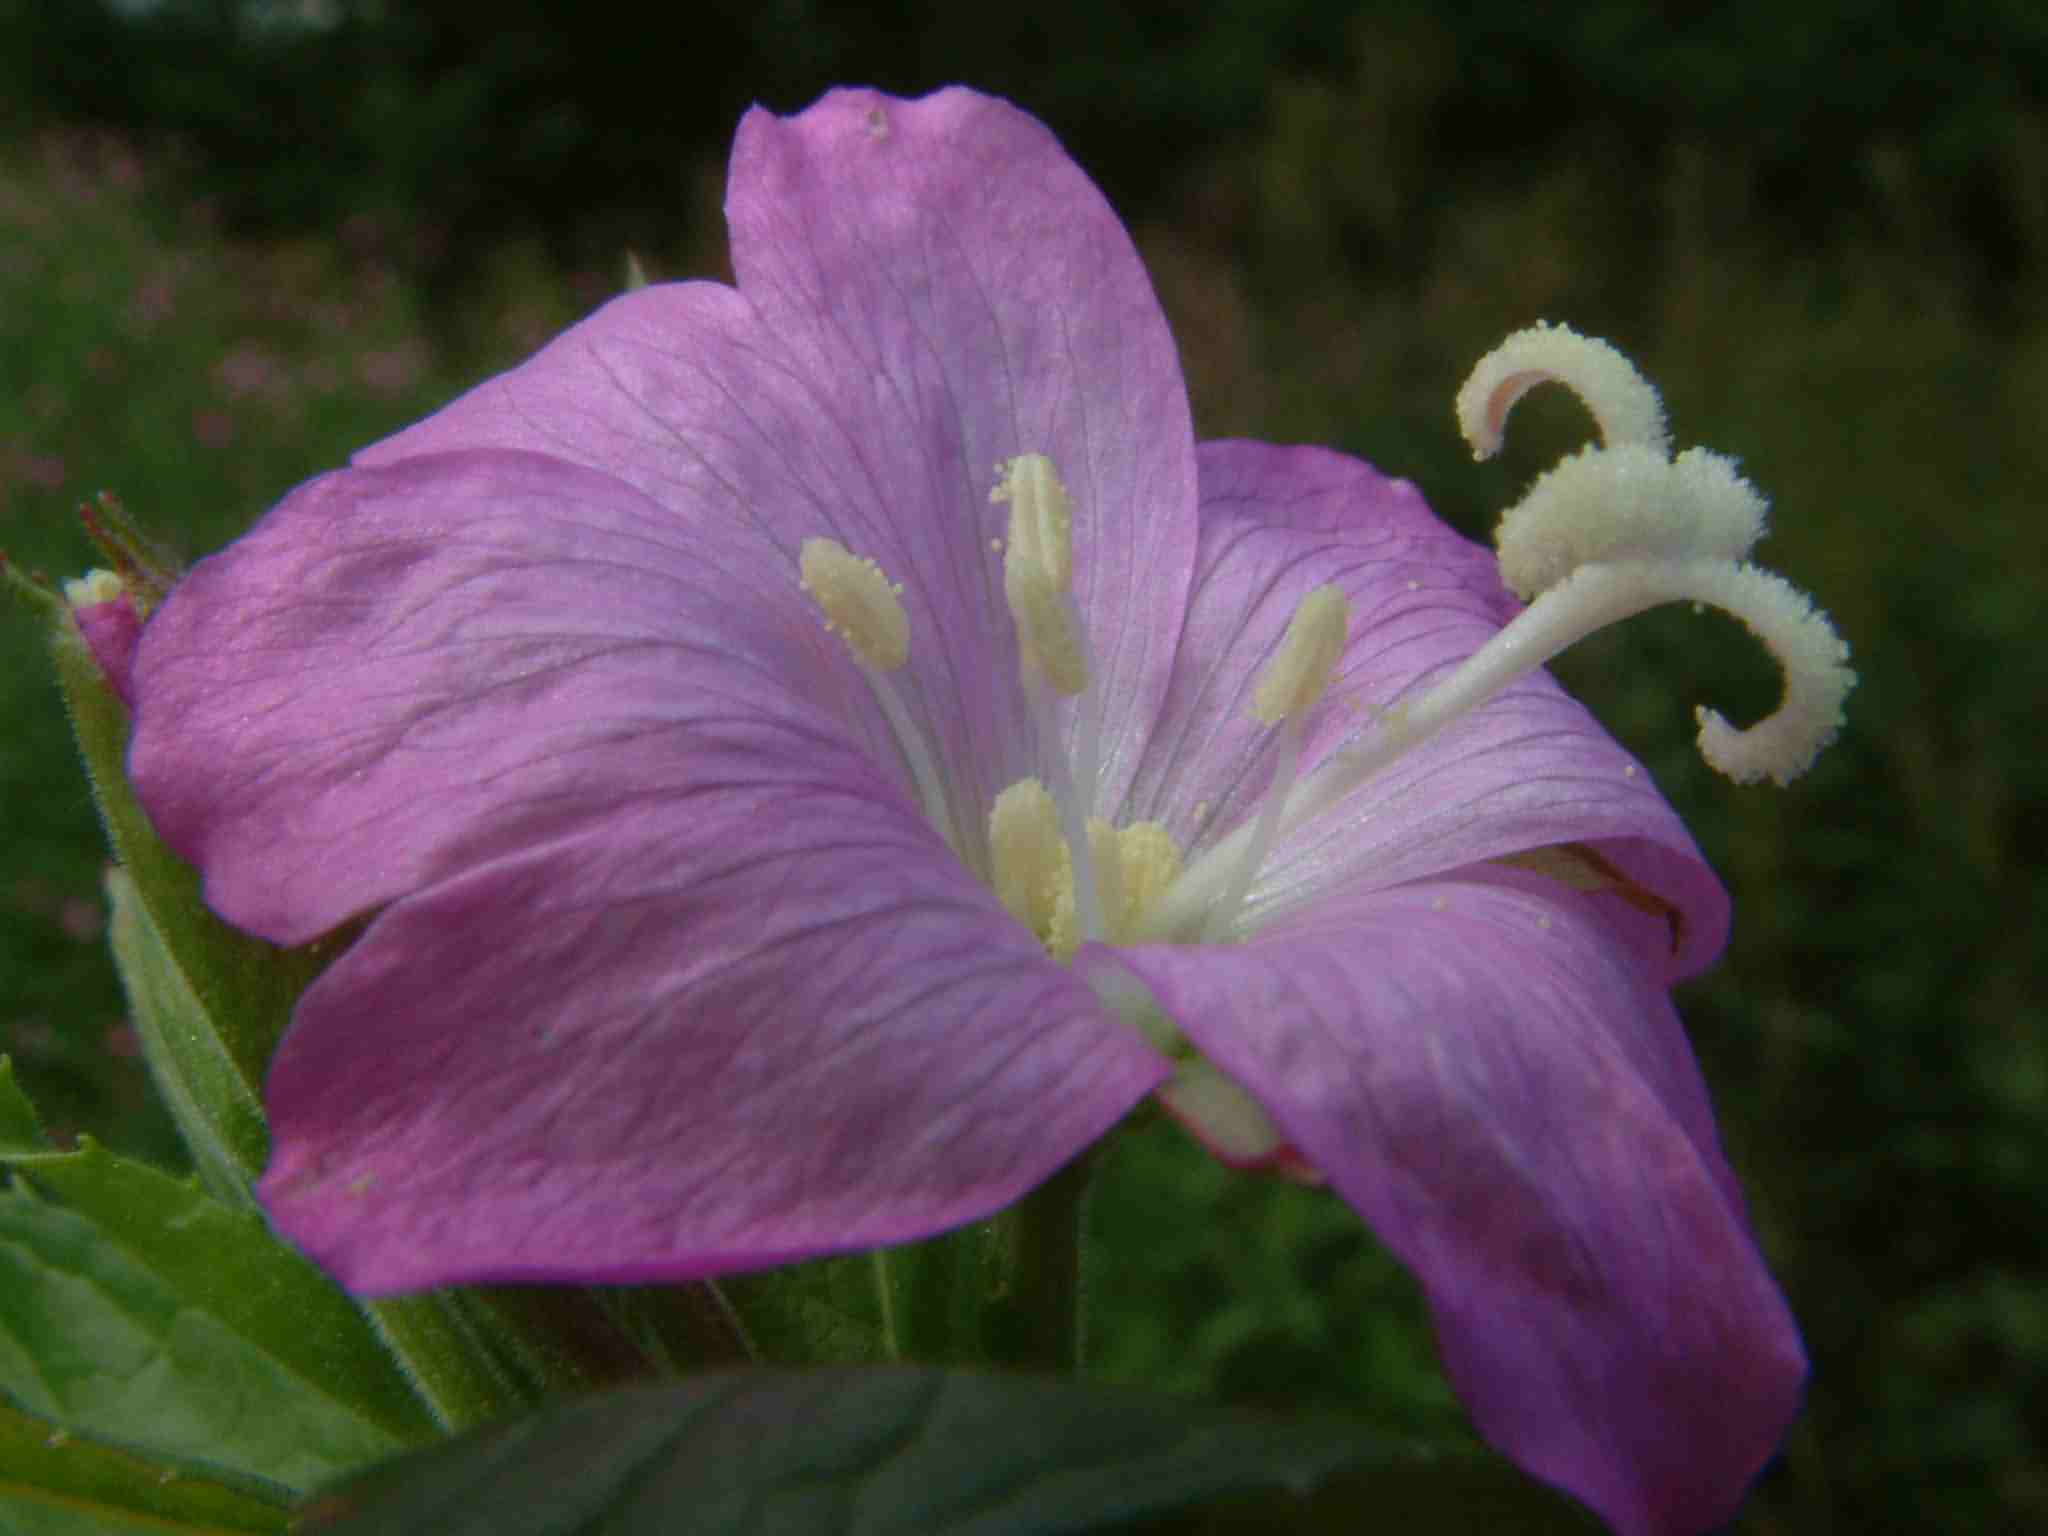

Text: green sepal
xmin=1 ymin=552 xmax=63 ymax=616
xmin=0 ymin=1396 xmax=292 ymax=1536
xmin=75 ymin=491 xmax=180 ymax=615
xmin=51 ymin=609 xmax=340 ymax=1116
xmin=103 ymin=867 xmax=267 ymax=1203
xmin=0 ymin=1136 xmax=438 ymax=1491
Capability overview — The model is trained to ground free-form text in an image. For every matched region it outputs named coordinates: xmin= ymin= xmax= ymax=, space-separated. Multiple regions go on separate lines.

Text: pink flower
xmin=128 ymin=89 xmax=1843 ymax=1535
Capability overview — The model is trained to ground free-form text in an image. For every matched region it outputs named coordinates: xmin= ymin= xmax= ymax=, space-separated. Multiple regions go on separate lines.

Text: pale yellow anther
xmin=991 ymin=453 xmax=1073 ymax=588
xmin=1108 ymin=821 xmax=1182 ymax=938
xmin=1051 ymin=817 xmax=1188 ymax=959
xmin=994 ymin=454 xmax=1089 ymax=695
xmin=990 ymin=779 xmax=1067 ymax=943
xmin=1004 ymin=561 xmax=1089 ymax=695
xmin=992 ymin=780 xmax=1184 ymax=962
xmin=799 ymin=537 xmax=909 ymax=671
xmin=1252 ymin=585 xmax=1350 ymax=724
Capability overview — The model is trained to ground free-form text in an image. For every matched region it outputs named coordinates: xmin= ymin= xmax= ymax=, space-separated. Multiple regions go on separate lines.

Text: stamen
xmin=800 ymin=538 xmax=908 ymax=672
xmin=994 ymin=452 xmax=1104 ymax=937
xmin=1252 ymin=585 xmax=1350 ymax=724
xmin=1030 ymin=686 xmax=1107 ymax=943
xmin=990 ymin=779 xmax=1067 ymax=941
xmin=1455 ymin=321 xmax=1670 ymax=457
xmin=994 ymin=455 xmax=1089 ymax=696
xmin=1108 ymin=821 xmax=1182 ymax=940
xmin=1203 ymin=585 xmax=1351 ymax=940
xmin=992 ymin=784 xmax=1184 ymax=960
xmin=991 ymin=453 xmax=1074 ymax=589
xmin=1005 ymin=560 xmax=1089 ymax=695
xmin=1201 ymin=714 xmax=1306 ymax=942
xmin=800 ymin=537 xmax=953 ymax=846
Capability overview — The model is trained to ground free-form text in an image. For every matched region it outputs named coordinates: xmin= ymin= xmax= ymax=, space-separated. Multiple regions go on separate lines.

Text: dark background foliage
xmin=3 ymin=2 xmax=2044 ymax=1531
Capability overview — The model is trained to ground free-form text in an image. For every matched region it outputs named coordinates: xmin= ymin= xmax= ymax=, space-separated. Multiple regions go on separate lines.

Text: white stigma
xmin=1445 ymin=323 xmax=1854 ymax=786
xmin=1148 ymin=325 xmax=1854 ymax=941
xmin=1281 ymin=326 xmax=1851 ymax=804
xmin=1494 ymin=444 xmax=1767 ymax=602
xmin=1456 ymin=320 xmax=1669 ymax=458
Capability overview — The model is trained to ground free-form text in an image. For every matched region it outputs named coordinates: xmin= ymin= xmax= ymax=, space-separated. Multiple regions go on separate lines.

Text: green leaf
xmin=0 ymin=1139 xmax=437 ymax=1492
xmin=0 ymin=1058 xmax=44 ymax=1157
xmin=297 ymin=1368 xmax=1598 ymax=1535
xmin=0 ymin=1397 xmax=291 ymax=1535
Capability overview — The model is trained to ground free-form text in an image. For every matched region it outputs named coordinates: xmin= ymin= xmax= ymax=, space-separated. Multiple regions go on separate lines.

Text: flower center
xmin=988 ymin=779 xmax=1182 ymax=962
xmin=798 ymin=325 xmax=1855 ymax=955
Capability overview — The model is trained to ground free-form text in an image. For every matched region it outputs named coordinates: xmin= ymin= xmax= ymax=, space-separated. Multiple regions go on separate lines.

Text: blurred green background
xmin=2 ymin=2 xmax=2042 ymax=1530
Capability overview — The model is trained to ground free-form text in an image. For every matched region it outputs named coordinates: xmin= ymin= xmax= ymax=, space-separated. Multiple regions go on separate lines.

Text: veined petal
xmin=1085 ymin=868 xmax=1804 ymax=1536
xmin=129 ymin=451 xmax=893 ymax=944
xmin=357 ymin=89 xmax=1200 ymax=857
xmin=262 ymin=753 xmax=1167 ymax=1292
xmin=728 ymin=88 xmax=1199 ymax=820
xmin=1128 ymin=441 xmax=1726 ymax=978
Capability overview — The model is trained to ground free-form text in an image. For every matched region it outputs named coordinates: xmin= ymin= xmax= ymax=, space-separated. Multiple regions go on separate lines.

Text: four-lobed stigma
xmin=799 ymin=325 xmax=1857 ymax=954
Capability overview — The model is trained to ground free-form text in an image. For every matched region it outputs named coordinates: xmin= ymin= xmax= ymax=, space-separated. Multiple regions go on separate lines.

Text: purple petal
xmin=130 ymin=450 xmax=904 ymax=944
xmin=125 ymin=449 xmax=1165 ymax=1289
xmin=261 ymin=771 xmax=1165 ymax=1292
xmin=1127 ymin=440 xmax=1726 ymax=979
xmin=1086 ymin=867 xmax=1804 ymax=1536
xmin=726 ymin=89 xmax=1199 ymax=814
xmin=358 ymin=88 xmax=1199 ymax=844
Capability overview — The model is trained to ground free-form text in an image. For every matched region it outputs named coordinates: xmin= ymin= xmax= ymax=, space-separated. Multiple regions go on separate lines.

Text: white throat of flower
xmin=800 ymin=324 xmax=1856 ymax=955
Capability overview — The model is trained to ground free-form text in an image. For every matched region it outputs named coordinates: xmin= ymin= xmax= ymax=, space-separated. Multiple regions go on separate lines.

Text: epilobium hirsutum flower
xmin=126 ymin=88 xmax=1848 ymax=1536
